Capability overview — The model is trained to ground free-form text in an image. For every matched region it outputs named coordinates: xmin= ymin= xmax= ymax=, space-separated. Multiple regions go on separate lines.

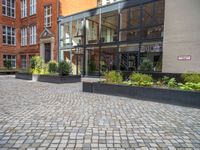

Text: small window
xmin=30 ymin=25 xmax=37 ymax=45
xmin=3 ymin=26 xmax=16 ymax=45
xmin=21 ymin=55 xmax=27 ymax=69
xmin=21 ymin=0 xmax=27 ymax=18
xmin=21 ymin=28 xmax=27 ymax=46
xmin=3 ymin=55 xmax=16 ymax=68
xmin=2 ymin=0 xmax=15 ymax=18
xmin=44 ymin=5 xmax=52 ymax=27
xmin=30 ymin=0 xmax=36 ymax=15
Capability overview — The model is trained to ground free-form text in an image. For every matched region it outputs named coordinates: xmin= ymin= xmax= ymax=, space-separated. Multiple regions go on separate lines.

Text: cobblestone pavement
xmin=0 ymin=76 xmax=200 ymax=150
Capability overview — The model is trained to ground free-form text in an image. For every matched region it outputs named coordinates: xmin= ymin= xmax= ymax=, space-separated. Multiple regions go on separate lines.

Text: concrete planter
xmin=15 ymin=73 xmax=32 ymax=80
xmin=16 ymin=73 xmax=81 ymax=83
xmin=83 ymin=82 xmax=200 ymax=108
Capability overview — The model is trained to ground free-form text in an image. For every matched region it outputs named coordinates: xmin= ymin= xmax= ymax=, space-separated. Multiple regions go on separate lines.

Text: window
xmin=44 ymin=5 xmax=52 ymax=27
xmin=3 ymin=55 xmax=16 ymax=68
xmin=21 ymin=0 xmax=27 ymax=18
xmin=30 ymin=0 xmax=36 ymax=15
xmin=30 ymin=25 xmax=37 ymax=45
xmin=3 ymin=26 xmax=16 ymax=45
xmin=2 ymin=0 xmax=15 ymax=18
xmin=21 ymin=55 xmax=27 ymax=69
xmin=21 ymin=28 xmax=27 ymax=46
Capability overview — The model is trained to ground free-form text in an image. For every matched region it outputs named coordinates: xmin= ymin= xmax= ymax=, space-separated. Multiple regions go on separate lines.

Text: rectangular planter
xmin=83 ymin=82 xmax=200 ymax=108
xmin=15 ymin=73 xmax=32 ymax=80
xmin=16 ymin=73 xmax=81 ymax=83
xmin=35 ymin=75 xmax=81 ymax=83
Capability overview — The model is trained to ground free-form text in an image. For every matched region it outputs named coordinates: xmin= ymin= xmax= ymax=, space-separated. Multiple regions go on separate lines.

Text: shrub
xmin=181 ymin=73 xmax=200 ymax=83
xmin=167 ymin=78 xmax=177 ymax=88
xmin=178 ymin=82 xmax=200 ymax=91
xmin=140 ymin=58 xmax=153 ymax=71
xmin=30 ymin=56 xmax=44 ymax=74
xmin=130 ymin=73 xmax=153 ymax=87
xmin=48 ymin=61 xmax=58 ymax=73
xmin=58 ymin=61 xmax=72 ymax=76
xmin=4 ymin=60 xmax=12 ymax=70
xmin=104 ymin=71 xmax=123 ymax=84
xmin=162 ymin=76 xmax=170 ymax=85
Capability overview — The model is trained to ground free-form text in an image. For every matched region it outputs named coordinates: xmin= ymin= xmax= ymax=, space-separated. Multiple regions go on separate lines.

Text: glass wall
xmin=86 ymin=15 xmax=100 ymax=45
xmin=101 ymin=10 xmax=118 ymax=43
xmin=59 ymin=0 xmax=165 ymax=75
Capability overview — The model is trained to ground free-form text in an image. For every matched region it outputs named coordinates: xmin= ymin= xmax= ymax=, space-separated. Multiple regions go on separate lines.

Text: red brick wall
xmin=0 ymin=0 xmax=59 ymax=69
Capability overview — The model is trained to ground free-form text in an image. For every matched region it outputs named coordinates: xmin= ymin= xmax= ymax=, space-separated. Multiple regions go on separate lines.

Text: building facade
xmin=59 ymin=0 xmax=200 ymax=75
xmin=0 ymin=0 xmax=60 ymax=69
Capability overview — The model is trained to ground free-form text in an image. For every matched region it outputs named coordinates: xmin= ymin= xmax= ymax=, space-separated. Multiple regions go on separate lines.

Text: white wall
xmin=162 ymin=0 xmax=200 ymax=73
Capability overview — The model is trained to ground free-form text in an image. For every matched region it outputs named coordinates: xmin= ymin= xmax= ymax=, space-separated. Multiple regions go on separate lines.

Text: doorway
xmin=45 ymin=43 xmax=51 ymax=63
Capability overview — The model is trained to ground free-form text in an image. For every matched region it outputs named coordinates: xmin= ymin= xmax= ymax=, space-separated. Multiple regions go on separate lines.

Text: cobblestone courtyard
xmin=0 ymin=76 xmax=200 ymax=150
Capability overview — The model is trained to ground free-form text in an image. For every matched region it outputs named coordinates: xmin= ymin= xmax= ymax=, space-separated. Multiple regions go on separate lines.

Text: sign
xmin=141 ymin=43 xmax=162 ymax=53
xmin=177 ymin=55 xmax=191 ymax=61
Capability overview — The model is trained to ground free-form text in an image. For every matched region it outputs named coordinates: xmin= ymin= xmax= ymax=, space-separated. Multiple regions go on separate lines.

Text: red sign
xmin=177 ymin=55 xmax=191 ymax=61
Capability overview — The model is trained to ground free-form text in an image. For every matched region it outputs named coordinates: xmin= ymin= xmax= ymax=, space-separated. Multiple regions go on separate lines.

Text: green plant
xmin=48 ymin=61 xmax=58 ymax=73
xmin=4 ymin=60 xmax=12 ymax=70
xmin=167 ymin=78 xmax=177 ymax=88
xmin=30 ymin=56 xmax=44 ymax=74
xmin=104 ymin=71 xmax=123 ymax=84
xmin=58 ymin=61 xmax=72 ymax=76
xmin=140 ymin=58 xmax=153 ymax=71
xmin=178 ymin=82 xmax=200 ymax=91
xmin=181 ymin=73 xmax=200 ymax=83
xmin=162 ymin=76 xmax=170 ymax=85
xmin=130 ymin=73 xmax=153 ymax=87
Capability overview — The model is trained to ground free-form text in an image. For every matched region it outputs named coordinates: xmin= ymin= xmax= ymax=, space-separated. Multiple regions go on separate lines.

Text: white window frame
xmin=2 ymin=0 xmax=16 ymax=18
xmin=21 ymin=0 xmax=27 ymax=18
xmin=30 ymin=25 xmax=37 ymax=45
xmin=30 ymin=0 xmax=37 ymax=15
xmin=21 ymin=28 xmax=27 ymax=46
xmin=3 ymin=26 xmax=16 ymax=45
xmin=3 ymin=55 xmax=16 ymax=69
xmin=44 ymin=5 xmax=52 ymax=27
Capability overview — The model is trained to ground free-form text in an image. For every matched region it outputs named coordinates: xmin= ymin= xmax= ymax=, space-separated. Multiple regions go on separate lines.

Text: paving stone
xmin=0 ymin=76 xmax=199 ymax=149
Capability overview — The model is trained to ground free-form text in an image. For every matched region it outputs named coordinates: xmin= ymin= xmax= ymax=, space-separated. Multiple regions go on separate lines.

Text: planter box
xmin=35 ymin=75 xmax=81 ymax=83
xmin=15 ymin=73 xmax=32 ymax=80
xmin=0 ymin=70 xmax=17 ymax=75
xmin=83 ymin=82 xmax=200 ymax=108
xmin=16 ymin=73 xmax=81 ymax=83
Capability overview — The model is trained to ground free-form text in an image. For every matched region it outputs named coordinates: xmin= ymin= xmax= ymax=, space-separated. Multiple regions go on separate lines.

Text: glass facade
xmin=59 ymin=0 xmax=165 ymax=75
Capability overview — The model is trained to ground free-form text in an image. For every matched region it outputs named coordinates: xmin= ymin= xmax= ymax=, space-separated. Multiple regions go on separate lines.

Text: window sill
xmin=2 ymin=15 xmax=16 ymax=19
xmin=2 ymin=44 xmax=16 ymax=47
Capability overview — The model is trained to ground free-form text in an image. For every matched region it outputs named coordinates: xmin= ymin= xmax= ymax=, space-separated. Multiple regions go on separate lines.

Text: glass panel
xmin=119 ymin=29 xmax=140 ymax=42
xmin=119 ymin=44 xmax=139 ymax=71
xmin=86 ymin=15 xmax=99 ymax=45
xmin=86 ymin=47 xmax=100 ymax=75
xmin=101 ymin=10 xmax=118 ymax=43
xmin=142 ymin=25 xmax=164 ymax=39
xmin=100 ymin=46 xmax=118 ymax=73
xmin=140 ymin=42 xmax=163 ymax=72
xmin=120 ymin=9 xmax=128 ymax=29
xmin=155 ymin=0 xmax=165 ymax=24
xmin=72 ymin=19 xmax=84 ymax=46
xmin=142 ymin=3 xmax=153 ymax=27
xmin=130 ymin=6 xmax=140 ymax=28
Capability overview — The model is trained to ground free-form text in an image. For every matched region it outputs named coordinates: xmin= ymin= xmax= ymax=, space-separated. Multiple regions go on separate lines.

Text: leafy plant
xmin=162 ymin=76 xmax=170 ymax=85
xmin=104 ymin=71 xmax=123 ymax=84
xmin=130 ymin=73 xmax=153 ymax=87
xmin=58 ymin=61 xmax=72 ymax=76
xmin=178 ymin=82 xmax=200 ymax=91
xmin=48 ymin=61 xmax=58 ymax=73
xmin=4 ymin=60 xmax=12 ymax=70
xmin=181 ymin=73 xmax=200 ymax=83
xmin=140 ymin=58 xmax=153 ymax=71
xmin=30 ymin=56 xmax=44 ymax=74
xmin=167 ymin=78 xmax=177 ymax=88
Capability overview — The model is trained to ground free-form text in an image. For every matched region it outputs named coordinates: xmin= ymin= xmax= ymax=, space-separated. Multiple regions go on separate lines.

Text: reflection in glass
xmin=86 ymin=15 xmax=99 ymax=44
xmin=101 ymin=11 xmax=118 ymax=43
